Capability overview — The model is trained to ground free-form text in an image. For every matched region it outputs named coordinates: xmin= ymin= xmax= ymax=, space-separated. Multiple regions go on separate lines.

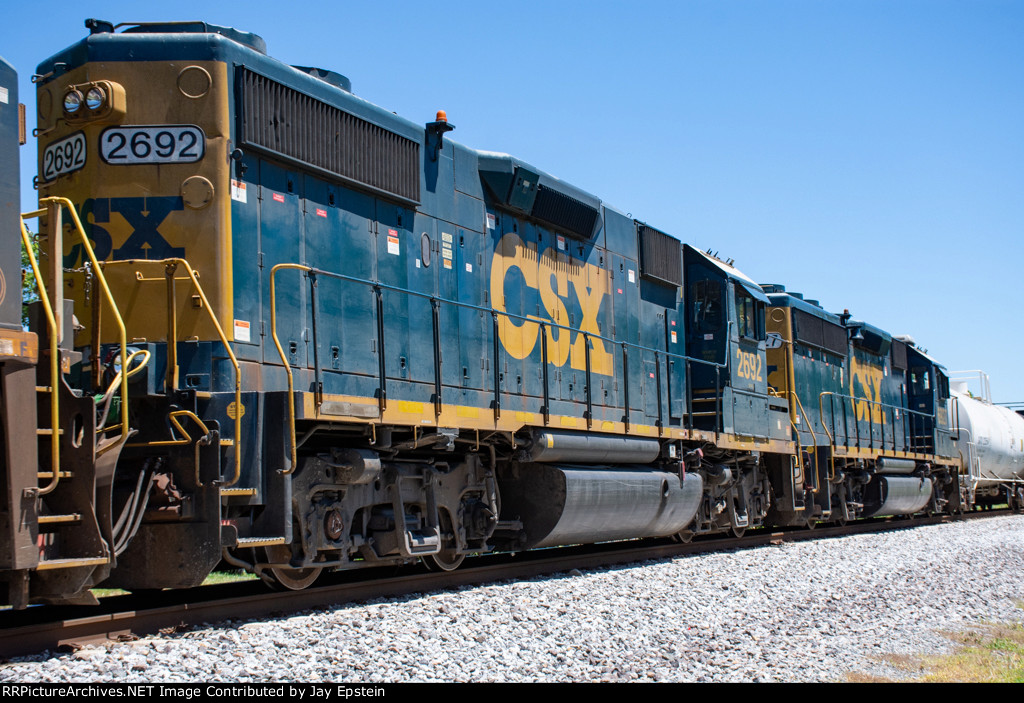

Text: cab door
xmin=731 ymin=282 xmax=766 ymax=395
xmin=685 ymin=264 xmax=727 ymax=391
xmin=730 ymin=281 xmax=769 ymax=437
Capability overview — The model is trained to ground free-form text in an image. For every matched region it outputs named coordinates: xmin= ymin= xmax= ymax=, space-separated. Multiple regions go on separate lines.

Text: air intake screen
xmin=637 ymin=223 xmax=682 ymax=287
xmin=793 ymin=309 xmax=847 ymax=356
xmin=238 ymin=68 xmax=419 ymax=203
xmin=891 ymin=339 xmax=908 ymax=370
xmin=530 ymin=185 xmax=598 ymax=239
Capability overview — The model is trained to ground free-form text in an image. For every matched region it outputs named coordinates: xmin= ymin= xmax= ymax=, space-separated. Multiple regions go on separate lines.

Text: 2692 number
xmin=100 ymin=125 xmax=205 ymax=165
xmin=735 ymin=348 xmax=763 ymax=382
xmin=41 ymin=132 xmax=87 ymax=181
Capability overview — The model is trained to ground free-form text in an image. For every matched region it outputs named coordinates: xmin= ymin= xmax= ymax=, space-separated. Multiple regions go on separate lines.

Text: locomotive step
xmin=37 ymin=513 xmax=81 ymax=525
xmin=35 ymin=556 xmax=109 ymax=571
xmin=235 ymin=536 xmax=287 ymax=548
xmin=220 ymin=488 xmax=256 ymax=496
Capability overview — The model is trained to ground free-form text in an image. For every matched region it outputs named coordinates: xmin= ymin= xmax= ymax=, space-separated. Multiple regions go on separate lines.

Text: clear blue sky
xmin=3 ymin=1 xmax=1022 ymax=402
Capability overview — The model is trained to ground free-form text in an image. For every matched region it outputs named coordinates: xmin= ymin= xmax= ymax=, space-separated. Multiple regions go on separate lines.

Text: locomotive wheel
xmin=423 ymin=550 xmax=466 ymax=572
xmin=730 ymin=526 xmax=746 ymax=539
xmin=422 ymin=511 xmax=465 ymax=572
xmin=264 ymin=544 xmax=322 ymax=590
xmin=671 ymin=530 xmax=695 ymax=543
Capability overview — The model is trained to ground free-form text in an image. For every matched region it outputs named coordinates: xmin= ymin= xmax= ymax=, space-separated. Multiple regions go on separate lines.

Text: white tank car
xmin=950 ymin=372 xmax=1024 ymax=507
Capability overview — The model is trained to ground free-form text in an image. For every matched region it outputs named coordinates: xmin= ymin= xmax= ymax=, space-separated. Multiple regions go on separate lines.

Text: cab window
xmin=735 ymin=288 xmax=758 ymax=340
xmin=692 ymin=279 xmax=723 ymax=333
xmin=910 ymin=367 xmax=931 ymax=395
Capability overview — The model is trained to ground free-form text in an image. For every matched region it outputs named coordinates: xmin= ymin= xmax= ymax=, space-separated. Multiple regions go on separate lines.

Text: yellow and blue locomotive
xmin=0 ymin=20 xmax=974 ymax=606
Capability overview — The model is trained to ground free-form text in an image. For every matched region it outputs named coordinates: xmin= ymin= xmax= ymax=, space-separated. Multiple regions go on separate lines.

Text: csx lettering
xmin=850 ymin=356 xmax=886 ymax=424
xmin=735 ymin=348 xmax=762 ymax=382
xmin=489 ymin=232 xmax=612 ymax=376
xmin=63 ymin=196 xmax=185 ymax=268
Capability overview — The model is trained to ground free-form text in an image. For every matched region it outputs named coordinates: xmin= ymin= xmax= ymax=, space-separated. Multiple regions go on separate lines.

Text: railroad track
xmin=0 ymin=510 xmax=1010 ymax=660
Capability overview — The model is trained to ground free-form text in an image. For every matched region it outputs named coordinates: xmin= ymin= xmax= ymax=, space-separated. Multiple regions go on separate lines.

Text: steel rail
xmin=3 ymin=510 xmax=1013 ymax=659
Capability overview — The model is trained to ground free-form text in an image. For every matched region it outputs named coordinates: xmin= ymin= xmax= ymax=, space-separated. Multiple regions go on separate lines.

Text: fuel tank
xmin=499 ymin=463 xmax=703 ymax=549
xmin=862 ymin=475 xmax=933 ymax=517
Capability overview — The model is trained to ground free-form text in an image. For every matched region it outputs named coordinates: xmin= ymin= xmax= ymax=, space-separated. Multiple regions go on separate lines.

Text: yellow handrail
xmin=127 ymin=409 xmax=210 ymax=448
xmin=100 ymin=258 xmax=243 ymax=486
xmin=19 ymin=219 xmax=60 ymax=495
xmin=787 ymin=391 xmax=820 ymax=450
xmin=269 ymin=263 xmax=312 ymax=474
xmin=95 ymin=348 xmax=151 ymax=436
xmin=818 ymin=390 xmax=935 ymax=453
xmin=22 ymin=197 xmax=132 ymax=491
xmin=127 ymin=409 xmax=211 ymax=487
xmin=786 ymin=390 xmax=829 ymax=489
xmin=35 ymin=197 xmax=131 ymax=455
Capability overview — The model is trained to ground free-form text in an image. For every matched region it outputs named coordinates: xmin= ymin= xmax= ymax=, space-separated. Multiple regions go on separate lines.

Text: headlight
xmin=85 ymin=86 xmax=107 ymax=111
xmin=63 ymin=89 xmax=83 ymax=114
xmin=60 ymin=80 xmax=127 ymax=123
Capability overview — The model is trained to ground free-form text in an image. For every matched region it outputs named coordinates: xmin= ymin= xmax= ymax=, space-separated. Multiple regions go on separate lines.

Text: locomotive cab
xmin=683 ymin=245 xmax=775 ymax=439
xmin=902 ymin=340 xmax=954 ymax=457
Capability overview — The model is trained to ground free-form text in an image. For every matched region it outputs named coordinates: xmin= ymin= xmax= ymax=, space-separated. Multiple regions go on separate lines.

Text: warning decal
xmin=234 ymin=319 xmax=251 ymax=343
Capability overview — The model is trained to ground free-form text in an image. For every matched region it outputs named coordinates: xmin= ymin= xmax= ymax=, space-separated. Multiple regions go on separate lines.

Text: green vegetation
xmin=90 ymin=571 xmax=257 ymax=600
xmin=851 ymin=609 xmax=1024 ymax=683
xmin=20 ymin=228 xmax=38 ymax=329
xmin=200 ymin=570 xmax=258 ymax=586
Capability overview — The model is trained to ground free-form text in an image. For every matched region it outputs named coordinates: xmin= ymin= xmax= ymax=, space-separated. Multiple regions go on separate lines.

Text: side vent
xmin=530 ymin=185 xmax=599 ymax=240
xmin=793 ymin=309 xmax=847 ymax=356
xmin=238 ymin=68 xmax=419 ymax=204
xmin=637 ymin=223 xmax=682 ymax=288
xmin=890 ymin=338 xmax=908 ymax=370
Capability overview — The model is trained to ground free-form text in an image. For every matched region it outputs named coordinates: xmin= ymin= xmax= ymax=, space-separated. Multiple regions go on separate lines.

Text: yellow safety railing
xmin=268 ymin=263 xmax=311 ymax=474
xmin=781 ymin=389 xmax=826 ymax=491
xmin=19 ymin=218 xmax=60 ymax=495
xmin=21 ymin=197 xmax=130 ymax=493
xmin=818 ymin=391 xmax=936 ymax=455
xmin=100 ymin=258 xmax=242 ymax=486
xmin=127 ymin=409 xmax=210 ymax=448
xmin=127 ymin=409 xmax=211 ymax=487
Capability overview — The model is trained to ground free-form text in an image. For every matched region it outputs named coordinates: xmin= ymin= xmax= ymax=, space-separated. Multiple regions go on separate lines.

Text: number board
xmin=41 ymin=132 xmax=87 ymax=181
xmin=100 ymin=125 xmax=205 ymax=165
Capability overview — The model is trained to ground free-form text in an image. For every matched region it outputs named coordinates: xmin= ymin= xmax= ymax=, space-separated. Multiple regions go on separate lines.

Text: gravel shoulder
xmin=3 ymin=514 xmax=1023 ymax=683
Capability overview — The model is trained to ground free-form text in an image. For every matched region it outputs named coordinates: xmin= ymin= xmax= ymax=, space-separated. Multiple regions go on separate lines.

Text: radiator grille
xmin=891 ymin=339 xmax=908 ymax=370
xmin=793 ymin=309 xmax=847 ymax=356
xmin=238 ymin=68 xmax=419 ymax=203
xmin=637 ymin=223 xmax=682 ymax=287
xmin=530 ymin=185 xmax=599 ymax=239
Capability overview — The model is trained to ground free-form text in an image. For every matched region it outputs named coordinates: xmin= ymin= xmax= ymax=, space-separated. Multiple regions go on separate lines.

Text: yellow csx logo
xmin=849 ymin=355 xmax=886 ymax=424
xmin=489 ymin=233 xmax=612 ymax=376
